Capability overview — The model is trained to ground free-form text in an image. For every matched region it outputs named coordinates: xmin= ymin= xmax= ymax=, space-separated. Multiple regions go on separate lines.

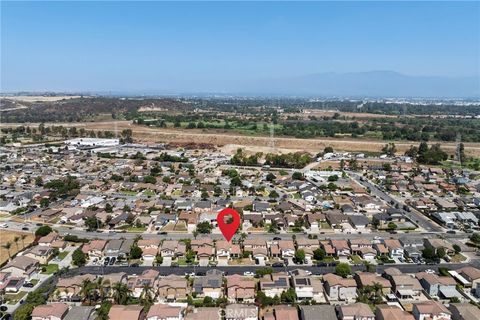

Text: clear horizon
xmin=1 ymin=1 xmax=479 ymax=94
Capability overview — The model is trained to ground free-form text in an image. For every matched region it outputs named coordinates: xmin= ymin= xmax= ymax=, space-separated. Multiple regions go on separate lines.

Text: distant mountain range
xmin=233 ymin=71 xmax=479 ymax=98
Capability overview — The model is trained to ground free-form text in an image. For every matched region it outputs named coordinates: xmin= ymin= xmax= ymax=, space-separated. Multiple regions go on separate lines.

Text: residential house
xmin=338 ymin=303 xmax=375 ymax=320
xmin=31 ymin=303 xmax=69 ymax=320
xmin=56 ymin=274 xmax=96 ymax=301
xmin=157 ymin=275 xmax=189 ymax=302
xmin=64 ymin=306 xmax=96 ymax=320
xmin=23 ymin=245 xmax=54 ymax=264
xmin=82 ymin=240 xmax=107 ymax=259
xmin=259 ymin=272 xmax=290 ymax=298
xmin=354 ymin=272 xmax=392 ymax=295
xmin=1 ymin=255 xmax=39 ymax=278
xmin=146 ymin=304 xmax=183 ymax=320
xmin=424 ymin=239 xmax=455 ymax=256
xmin=416 ymin=272 xmax=460 ymax=299
xmin=448 ymin=303 xmax=480 ymax=320
xmin=322 ymin=273 xmax=357 ymax=302
xmin=330 ymin=240 xmax=351 ymax=257
xmin=216 ymin=240 xmax=241 ymax=264
xmin=383 ymin=239 xmax=405 ymax=259
xmin=375 ymin=305 xmax=414 ymax=320
xmin=225 ymin=304 xmax=258 ymax=320
xmin=160 ymin=241 xmax=186 ymax=258
xmin=226 ymin=275 xmax=256 ymax=303
xmin=108 ymin=305 xmax=145 ymax=320
xmin=456 ymin=266 xmax=480 ymax=297
xmin=184 ymin=308 xmax=221 ymax=320
xmin=389 ymin=274 xmax=423 ymax=300
xmin=127 ymin=269 xmax=160 ymax=298
xmin=263 ymin=306 xmax=298 ymax=320
xmin=290 ymin=269 xmax=324 ymax=302
xmin=299 ymin=305 xmax=337 ymax=320
xmin=412 ymin=301 xmax=452 ymax=320
xmin=193 ymin=269 xmax=224 ymax=299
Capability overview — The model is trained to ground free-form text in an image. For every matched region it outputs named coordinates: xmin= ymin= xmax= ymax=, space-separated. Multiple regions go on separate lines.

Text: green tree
xmin=292 ymin=172 xmax=303 ymax=180
xmin=130 ymin=245 xmax=143 ymax=259
xmin=35 ymin=225 xmax=52 ymax=237
xmin=269 ymin=190 xmax=279 ymax=199
xmin=470 ymin=233 xmax=480 ymax=244
xmin=266 ymin=173 xmax=276 ymax=181
xmin=295 ymin=249 xmax=306 ymax=264
xmin=335 ymin=262 xmax=352 ymax=278
xmin=436 ymin=247 xmax=446 ymax=259
xmin=85 ymin=217 xmax=102 ymax=231
xmin=196 ymin=221 xmax=213 ymax=234
xmin=112 ymin=283 xmax=130 ymax=305
xmin=72 ymin=248 xmax=86 ymax=266
xmin=313 ymin=248 xmax=326 ymax=261
xmin=453 ymin=244 xmax=461 ymax=254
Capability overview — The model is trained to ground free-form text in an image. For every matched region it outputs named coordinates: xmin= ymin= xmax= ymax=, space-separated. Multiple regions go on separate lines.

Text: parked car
xmin=21 ymin=226 xmax=29 ymax=231
xmin=130 ymin=263 xmax=139 ymax=267
xmin=103 ymin=257 xmax=110 ymax=266
xmin=109 ymin=257 xmax=116 ymax=266
xmin=0 ymin=223 xmax=8 ymax=228
xmin=273 ymin=237 xmax=281 ymax=241
xmin=0 ymin=306 xmax=7 ymax=312
xmin=243 ymin=271 xmax=255 ymax=277
xmin=272 ymin=262 xmax=284 ymax=268
xmin=22 ymin=282 xmax=34 ymax=288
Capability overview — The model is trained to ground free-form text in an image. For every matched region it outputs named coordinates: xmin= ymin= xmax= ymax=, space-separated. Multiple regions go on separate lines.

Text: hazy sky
xmin=1 ymin=1 xmax=479 ymax=92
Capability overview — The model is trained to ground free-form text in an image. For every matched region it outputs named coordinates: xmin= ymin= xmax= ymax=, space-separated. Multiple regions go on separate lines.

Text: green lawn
xmin=127 ymin=226 xmax=147 ymax=232
xmin=5 ymin=291 xmax=27 ymax=304
xmin=56 ymin=251 xmax=69 ymax=260
xmin=41 ymin=263 xmax=59 ymax=274
xmin=143 ymin=190 xmax=155 ymax=196
xmin=350 ymin=255 xmax=364 ymax=264
xmin=29 ymin=279 xmax=39 ymax=285
xmin=121 ymin=190 xmax=138 ymax=196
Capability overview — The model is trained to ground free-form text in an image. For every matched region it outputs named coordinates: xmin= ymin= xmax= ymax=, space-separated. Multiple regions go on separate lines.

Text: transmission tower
xmin=269 ymin=122 xmax=276 ymax=152
xmin=456 ymin=132 xmax=462 ymax=165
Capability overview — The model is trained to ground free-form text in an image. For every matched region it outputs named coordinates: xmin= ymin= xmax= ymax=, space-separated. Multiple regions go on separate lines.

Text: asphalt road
xmin=348 ymin=172 xmax=443 ymax=233
xmin=72 ymin=260 xmax=480 ymax=277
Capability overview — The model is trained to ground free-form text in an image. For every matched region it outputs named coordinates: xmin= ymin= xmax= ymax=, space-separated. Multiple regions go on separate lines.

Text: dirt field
xmin=1 ymin=95 xmax=83 ymax=102
xmin=1 ymin=121 xmax=479 ymax=157
xmin=0 ymin=230 xmax=35 ymax=264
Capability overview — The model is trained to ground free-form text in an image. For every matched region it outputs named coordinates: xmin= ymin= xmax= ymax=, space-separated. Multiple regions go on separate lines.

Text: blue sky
xmin=1 ymin=1 xmax=479 ymax=93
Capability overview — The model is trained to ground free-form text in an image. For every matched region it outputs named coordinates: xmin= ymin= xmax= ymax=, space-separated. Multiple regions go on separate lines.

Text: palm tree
xmin=20 ymin=234 xmax=27 ymax=248
xmin=139 ymin=283 xmax=154 ymax=307
xmin=192 ymin=230 xmax=199 ymax=239
xmin=363 ymin=260 xmax=374 ymax=273
xmin=112 ymin=282 xmax=130 ymax=305
xmin=2 ymin=242 xmax=12 ymax=259
xmin=80 ymin=279 xmax=93 ymax=305
xmin=13 ymin=236 xmax=20 ymax=251
xmin=96 ymin=277 xmax=106 ymax=300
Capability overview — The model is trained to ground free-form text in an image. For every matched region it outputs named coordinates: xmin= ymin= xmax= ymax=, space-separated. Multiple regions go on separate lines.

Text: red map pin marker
xmin=217 ymin=208 xmax=241 ymax=242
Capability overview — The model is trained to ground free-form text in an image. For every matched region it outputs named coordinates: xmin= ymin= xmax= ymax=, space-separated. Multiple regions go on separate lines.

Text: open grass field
xmin=1 ymin=120 xmax=479 ymax=156
xmin=0 ymin=230 xmax=35 ymax=265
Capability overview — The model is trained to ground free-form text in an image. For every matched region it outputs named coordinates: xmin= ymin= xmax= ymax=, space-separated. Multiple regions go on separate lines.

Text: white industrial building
xmin=64 ymin=138 xmax=119 ymax=147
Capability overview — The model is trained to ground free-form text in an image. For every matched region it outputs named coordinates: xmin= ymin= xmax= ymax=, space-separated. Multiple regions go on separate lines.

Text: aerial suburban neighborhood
xmin=1 ymin=0 xmax=480 ymax=319
xmin=0 ymin=128 xmax=479 ymax=320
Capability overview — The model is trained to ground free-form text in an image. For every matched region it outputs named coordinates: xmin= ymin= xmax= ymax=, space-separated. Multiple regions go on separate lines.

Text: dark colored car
xmin=0 ymin=306 xmax=7 ymax=312
xmin=109 ymin=257 xmax=116 ymax=266
xmin=273 ymin=237 xmax=281 ymax=241
xmin=130 ymin=263 xmax=139 ymax=267
xmin=272 ymin=262 xmax=284 ymax=268
xmin=22 ymin=282 xmax=34 ymax=288
xmin=104 ymin=257 xmax=110 ymax=266
xmin=21 ymin=227 xmax=29 ymax=231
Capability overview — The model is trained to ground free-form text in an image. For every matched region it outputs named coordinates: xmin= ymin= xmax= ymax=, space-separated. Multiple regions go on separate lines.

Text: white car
xmin=425 ymin=269 xmax=435 ymax=274
xmin=373 ymin=236 xmax=382 ymax=240
xmin=185 ymin=272 xmax=195 ymax=277
xmin=0 ymin=223 xmax=8 ymax=228
xmin=243 ymin=271 xmax=255 ymax=277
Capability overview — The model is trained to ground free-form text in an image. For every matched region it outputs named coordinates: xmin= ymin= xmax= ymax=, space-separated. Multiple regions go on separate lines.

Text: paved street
xmin=72 ymin=260 xmax=480 ymax=277
xmin=348 ymin=171 xmax=444 ymax=232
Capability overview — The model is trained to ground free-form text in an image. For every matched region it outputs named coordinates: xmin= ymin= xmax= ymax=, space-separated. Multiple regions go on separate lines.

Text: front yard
xmin=41 ymin=263 xmax=59 ymax=274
